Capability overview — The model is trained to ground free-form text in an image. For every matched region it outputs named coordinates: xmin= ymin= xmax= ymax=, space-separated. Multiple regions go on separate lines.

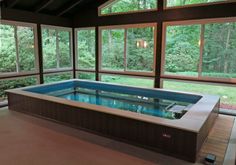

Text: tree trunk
xmin=224 ymin=24 xmax=231 ymax=73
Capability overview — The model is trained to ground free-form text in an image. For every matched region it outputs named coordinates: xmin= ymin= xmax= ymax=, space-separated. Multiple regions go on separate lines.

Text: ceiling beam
xmin=57 ymin=0 xmax=84 ymax=16
xmin=34 ymin=0 xmax=54 ymax=13
xmin=7 ymin=0 xmax=19 ymax=8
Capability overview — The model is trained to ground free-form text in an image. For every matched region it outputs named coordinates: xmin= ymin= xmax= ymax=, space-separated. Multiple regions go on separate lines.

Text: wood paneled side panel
xmin=8 ymin=92 xmax=200 ymax=162
xmin=197 ymin=101 xmax=220 ymax=152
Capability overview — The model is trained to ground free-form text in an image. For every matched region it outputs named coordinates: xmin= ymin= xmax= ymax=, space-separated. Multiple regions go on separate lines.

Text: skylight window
xmin=99 ymin=0 xmax=157 ymax=16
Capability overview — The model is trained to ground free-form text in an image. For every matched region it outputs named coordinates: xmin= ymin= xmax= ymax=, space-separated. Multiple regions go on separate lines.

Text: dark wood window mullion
xmin=72 ymin=28 xmax=76 ymax=78
xmin=37 ymin=24 xmax=44 ymax=84
xmin=155 ymin=0 xmax=164 ymax=88
xmin=95 ymin=26 xmax=99 ymax=81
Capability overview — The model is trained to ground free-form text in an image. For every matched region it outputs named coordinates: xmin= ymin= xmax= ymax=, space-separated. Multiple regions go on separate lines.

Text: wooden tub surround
xmin=7 ymin=80 xmax=219 ymax=162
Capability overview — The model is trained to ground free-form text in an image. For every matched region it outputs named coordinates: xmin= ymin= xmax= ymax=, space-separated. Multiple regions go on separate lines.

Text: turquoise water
xmin=25 ymin=81 xmax=201 ymax=119
xmin=46 ymin=87 xmax=191 ymax=119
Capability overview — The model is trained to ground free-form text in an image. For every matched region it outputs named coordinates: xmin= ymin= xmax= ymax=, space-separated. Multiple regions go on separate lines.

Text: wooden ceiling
xmin=0 ymin=0 xmax=108 ymax=17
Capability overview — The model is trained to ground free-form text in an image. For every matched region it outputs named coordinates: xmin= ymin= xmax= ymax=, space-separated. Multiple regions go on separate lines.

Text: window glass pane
xmin=44 ymin=72 xmax=72 ymax=84
xmin=42 ymin=28 xmax=57 ymax=69
xmin=0 ymin=24 xmax=17 ymax=73
xmin=58 ymin=31 xmax=71 ymax=68
xmin=101 ymin=74 xmax=154 ymax=88
xmin=202 ymin=22 xmax=236 ymax=79
xmin=17 ymin=26 xmax=36 ymax=72
xmin=162 ymin=79 xmax=236 ymax=109
xmin=77 ymin=71 xmax=96 ymax=80
xmin=0 ymin=76 xmax=38 ymax=102
xmin=164 ymin=24 xmax=201 ymax=76
xmin=166 ymin=0 xmax=227 ymax=7
xmin=101 ymin=29 xmax=125 ymax=70
xmin=77 ymin=29 xmax=95 ymax=70
xmin=101 ymin=0 xmax=157 ymax=15
xmin=127 ymin=27 xmax=154 ymax=72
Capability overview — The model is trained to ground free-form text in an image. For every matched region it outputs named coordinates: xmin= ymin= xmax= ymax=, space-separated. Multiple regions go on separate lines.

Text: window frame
xmin=99 ymin=23 xmax=157 ymax=77
xmin=75 ymin=27 xmax=96 ymax=72
xmin=0 ymin=20 xmax=39 ymax=78
xmin=41 ymin=25 xmax=73 ymax=73
xmin=98 ymin=0 xmax=158 ymax=16
xmin=164 ymin=0 xmax=236 ymax=10
xmin=161 ymin=17 xmax=236 ymax=83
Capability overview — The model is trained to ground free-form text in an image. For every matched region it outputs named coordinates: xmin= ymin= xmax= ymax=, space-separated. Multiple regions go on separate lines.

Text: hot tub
xmin=7 ymin=79 xmax=219 ymax=162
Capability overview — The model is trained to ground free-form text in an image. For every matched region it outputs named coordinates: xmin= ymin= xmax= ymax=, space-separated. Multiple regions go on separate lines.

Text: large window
xmin=42 ymin=25 xmax=72 ymax=71
xmin=76 ymin=28 xmax=96 ymax=70
xmin=162 ymin=18 xmax=236 ymax=82
xmin=165 ymin=0 xmax=231 ymax=8
xmin=100 ymin=23 xmax=156 ymax=76
xmin=162 ymin=79 xmax=236 ymax=109
xmin=99 ymin=0 xmax=157 ymax=16
xmin=0 ymin=21 xmax=38 ymax=76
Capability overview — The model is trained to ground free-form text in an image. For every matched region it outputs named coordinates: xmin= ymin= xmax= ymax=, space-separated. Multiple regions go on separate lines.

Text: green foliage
xmin=0 ymin=77 xmax=37 ymax=101
xmin=102 ymin=29 xmax=125 ymax=70
xmin=0 ymin=25 xmax=17 ymax=72
xmin=77 ymin=30 xmax=95 ymax=69
xmin=166 ymin=0 xmax=226 ymax=7
xmin=165 ymin=25 xmax=200 ymax=73
xmin=101 ymin=75 xmax=154 ymax=88
xmin=78 ymin=72 xmax=96 ymax=80
xmin=101 ymin=0 xmax=157 ymax=15
xmin=165 ymin=22 xmax=236 ymax=79
xmin=126 ymin=27 xmax=154 ymax=71
xmin=163 ymin=80 xmax=236 ymax=105
xmin=44 ymin=72 xmax=72 ymax=84
xmin=42 ymin=28 xmax=71 ymax=70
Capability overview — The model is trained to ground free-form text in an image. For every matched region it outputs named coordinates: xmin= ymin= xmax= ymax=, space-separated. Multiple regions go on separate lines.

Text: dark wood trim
xmin=1 ymin=7 xmax=73 ymax=27
xmin=95 ymin=26 xmax=99 ymax=81
xmin=0 ymin=73 xmax=40 ymax=80
xmin=34 ymin=0 xmax=54 ymax=13
xmin=73 ymin=2 xmax=236 ymax=27
xmin=154 ymin=0 xmax=164 ymax=88
xmin=37 ymin=24 xmax=44 ymax=84
xmin=98 ymin=71 xmax=155 ymax=78
xmin=57 ymin=0 xmax=83 ymax=16
xmin=76 ymin=69 xmax=96 ymax=73
xmin=72 ymin=28 xmax=76 ymax=78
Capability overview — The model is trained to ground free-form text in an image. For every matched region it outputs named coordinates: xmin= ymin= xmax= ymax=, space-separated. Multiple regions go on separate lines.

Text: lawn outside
xmin=101 ymin=75 xmax=236 ymax=110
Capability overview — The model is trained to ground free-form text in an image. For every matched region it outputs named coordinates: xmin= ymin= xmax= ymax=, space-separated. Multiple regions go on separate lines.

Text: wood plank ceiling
xmin=0 ymin=0 xmax=108 ymax=17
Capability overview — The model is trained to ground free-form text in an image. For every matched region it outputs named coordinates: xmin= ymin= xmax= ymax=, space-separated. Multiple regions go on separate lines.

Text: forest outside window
xmin=44 ymin=72 xmax=73 ymax=84
xmin=99 ymin=0 xmax=157 ymax=16
xmin=42 ymin=26 xmax=72 ymax=71
xmin=165 ymin=0 xmax=233 ymax=9
xmin=0 ymin=76 xmax=38 ymax=103
xmin=76 ymin=28 xmax=96 ymax=70
xmin=0 ymin=21 xmax=38 ymax=76
xmin=100 ymin=23 xmax=156 ymax=76
xmin=162 ymin=18 xmax=236 ymax=82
